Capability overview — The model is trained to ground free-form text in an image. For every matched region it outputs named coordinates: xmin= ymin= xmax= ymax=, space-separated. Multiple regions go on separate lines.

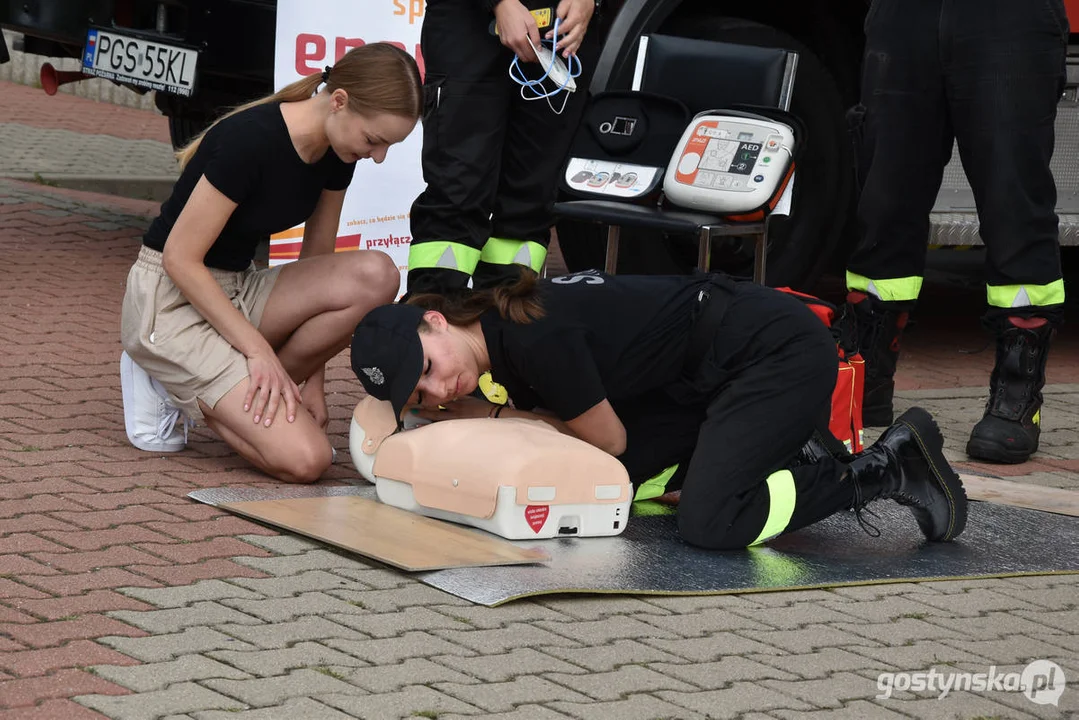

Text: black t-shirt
xmin=143 ymin=102 xmax=357 ymax=271
xmin=480 ymin=270 xmax=710 ymax=422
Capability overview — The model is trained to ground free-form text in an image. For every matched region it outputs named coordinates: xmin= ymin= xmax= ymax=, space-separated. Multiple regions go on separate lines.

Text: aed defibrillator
xmin=348 ymin=397 xmax=632 ymax=541
xmin=663 ymin=109 xmax=797 ymax=220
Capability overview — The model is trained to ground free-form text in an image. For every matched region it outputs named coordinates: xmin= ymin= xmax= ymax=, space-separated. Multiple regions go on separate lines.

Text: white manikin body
xmin=349 ymin=397 xmax=632 ymax=540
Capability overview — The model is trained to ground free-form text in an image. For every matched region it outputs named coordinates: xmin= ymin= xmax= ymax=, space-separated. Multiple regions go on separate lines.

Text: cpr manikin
xmin=348 ymin=396 xmax=632 ymax=540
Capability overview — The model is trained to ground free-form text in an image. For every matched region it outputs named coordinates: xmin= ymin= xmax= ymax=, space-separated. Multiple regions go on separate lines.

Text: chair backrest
xmin=632 ymin=33 xmax=798 ymax=114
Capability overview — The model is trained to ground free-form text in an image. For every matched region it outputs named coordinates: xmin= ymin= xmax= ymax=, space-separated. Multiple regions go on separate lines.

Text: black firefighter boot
xmin=836 ymin=292 xmax=909 ymax=427
xmin=966 ymin=316 xmax=1054 ymax=464
xmin=846 ymin=407 xmax=968 ymax=542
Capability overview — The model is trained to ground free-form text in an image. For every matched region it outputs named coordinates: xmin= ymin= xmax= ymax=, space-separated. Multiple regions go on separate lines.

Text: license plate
xmin=82 ymin=28 xmax=198 ymax=97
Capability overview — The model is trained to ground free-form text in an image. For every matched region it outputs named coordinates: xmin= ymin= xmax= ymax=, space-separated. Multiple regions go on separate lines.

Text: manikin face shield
xmin=507 ymin=16 xmax=583 ymax=115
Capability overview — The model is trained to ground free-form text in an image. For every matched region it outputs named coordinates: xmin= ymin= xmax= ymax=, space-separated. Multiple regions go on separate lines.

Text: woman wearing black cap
xmin=350 ymin=270 xmax=968 ymax=550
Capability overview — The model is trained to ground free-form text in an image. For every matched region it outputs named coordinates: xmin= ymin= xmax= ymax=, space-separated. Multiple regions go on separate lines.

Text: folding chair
xmin=553 ymin=34 xmax=798 ymax=283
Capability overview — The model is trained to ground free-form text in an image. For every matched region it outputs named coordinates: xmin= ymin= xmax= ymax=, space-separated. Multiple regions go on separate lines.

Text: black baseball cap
xmin=350 ymin=303 xmax=427 ymax=425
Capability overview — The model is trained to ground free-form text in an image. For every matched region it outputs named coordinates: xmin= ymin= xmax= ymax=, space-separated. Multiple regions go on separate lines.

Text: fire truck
xmin=2 ymin=0 xmax=1077 ymax=288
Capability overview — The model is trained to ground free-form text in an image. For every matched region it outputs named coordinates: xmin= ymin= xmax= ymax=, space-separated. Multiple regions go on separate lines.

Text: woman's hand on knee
xmin=244 ymin=348 xmax=302 ymax=427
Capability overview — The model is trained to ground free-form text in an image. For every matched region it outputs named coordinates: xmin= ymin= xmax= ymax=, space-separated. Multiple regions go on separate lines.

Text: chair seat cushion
xmin=554 ymin=199 xmax=727 ymax=234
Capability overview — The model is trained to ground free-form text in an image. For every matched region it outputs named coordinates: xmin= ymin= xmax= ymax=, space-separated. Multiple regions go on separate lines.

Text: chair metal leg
xmin=697 ymin=227 xmax=712 ymax=272
xmin=753 ymin=231 xmax=767 ymax=284
xmin=604 ymin=225 xmax=621 ymax=274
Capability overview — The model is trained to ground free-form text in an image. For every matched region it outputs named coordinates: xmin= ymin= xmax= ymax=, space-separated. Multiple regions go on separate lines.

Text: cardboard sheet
xmin=189 ymin=485 xmax=548 ymax=571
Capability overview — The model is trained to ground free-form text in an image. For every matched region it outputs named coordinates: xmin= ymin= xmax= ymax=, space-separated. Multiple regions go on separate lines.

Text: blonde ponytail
xmin=174 ymin=42 xmax=423 ymax=170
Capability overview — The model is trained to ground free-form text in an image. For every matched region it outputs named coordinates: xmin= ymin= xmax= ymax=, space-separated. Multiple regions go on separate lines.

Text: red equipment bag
xmin=776 ymin=287 xmax=866 ymax=453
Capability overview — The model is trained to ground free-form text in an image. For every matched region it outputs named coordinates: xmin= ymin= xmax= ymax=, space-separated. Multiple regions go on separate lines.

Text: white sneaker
xmin=120 ymin=351 xmax=193 ymax=453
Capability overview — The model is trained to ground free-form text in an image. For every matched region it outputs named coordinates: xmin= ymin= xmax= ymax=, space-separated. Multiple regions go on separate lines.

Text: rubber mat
xmin=189 ymin=485 xmax=1079 ymax=607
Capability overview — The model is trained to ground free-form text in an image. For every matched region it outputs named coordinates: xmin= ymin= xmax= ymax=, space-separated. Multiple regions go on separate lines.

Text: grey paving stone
xmin=90 ymin=655 xmax=252 ymax=692
xmin=551 ymin=693 xmax=710 ymax=720
xmin=544 ymin=664 xmax=697 ymax=701
xmin=426 ymin=600 xmax=571 ymax=629
xmin=235 ymin=534 xmax=324 ymax=554
xmin=650 ymin=656 xmax=800 ymax=687
xmin=733 ymin=625 xmax=884 ymax=655
xmin=109 ymin=601 xmax=263 ymax=633
xmin=329 ymin=566 xmax=412 ymax=590
xmin=747 ymin=647 xmax=897 ymax=680
xmin=84 ymin=220 xmax=123 ymax=230
xmin=741 ymin=589 xmax=845 ymax=607
xmin=643 ymin=632 xmax=781 ymax=662
xmin=641 ymin=607 xmax=774 ymax=636
xmin=0 ymin=124 xmax=178 ymax=177
xmin=202 ymin=669 xmax=361 ymax=707
xmin=1012 ymin=608 xmax=1079 ymax=635
xmin=440 ymin=705 xmax=575 ymax=720
xmin=208 ymin=641 xmax=370 ymax=676
xmin=542 ymin=638 xmax=686 ymax=673
xmin=656 ymin=683 xmax=813 ymax=718
xmin=330 ymin=607 xmax=473 ymax=639
xmin=220 ymin=571 xmax=354 ymax=598
xmin=640 ymin=593 xmax=766 ymax=613
xmin=846 ymin=640 xmax=997 ymax=669
xmin=98 ymin=627 xmax=258 ymax=663
xmin=816 ymin=595 xmax=942 ymax=623
xmin=345 ymin=657 xmax=478 ymax=694
xmin=941 ymin=635 xmax=1077 ymax=666
xmin=832 ymin=617 xmax=965 ymax=646
xmin=119 ymin=580 xmax=264 ymax=608
xmin=75 ymin=683 xmax=243 ymax=720
xmin=327 ymin=583 xmax=469 ymax=613
xmin=533 ymin=596 xmax=672 ymax=621
xmin=532 ymin=615 xmax=681 ymax=645
xmin=216 ymin=617 xmax=369 ymax=650
xmin=320 ymin=685 xmax=481 ymax=719
xmin=760 ymin=671 xmax=883 ymax=709
xmin=431 ymin=622 xmax=584 ymax=654
xmin=771 ymin=700 xmax=913 ymax=719
xmin=927 ymin=612 xmax=1066 ymax=640
xmin=432 ymin=647 xmax=585 ymax=682
xmin=220 ymin=591 xmax=367 ymax=623
xmin=910 ymin=588 xmax=1045 ymax=616
xmin=232 ymin=549 xmax=373 ymax=575
xmin=435 ymin=675 xmax=592 ymax=713
xmin=191 ymin=697 xmax=355 ymax=720
xmin=326 ymin=630 xmax=474 ymax=665
xmin=877 ymin=692 xmax=1043 ymax=719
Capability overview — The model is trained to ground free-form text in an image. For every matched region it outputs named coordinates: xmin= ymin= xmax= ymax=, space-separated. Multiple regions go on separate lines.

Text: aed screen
xmin=728 ymin=142 xmax=762 ymax=175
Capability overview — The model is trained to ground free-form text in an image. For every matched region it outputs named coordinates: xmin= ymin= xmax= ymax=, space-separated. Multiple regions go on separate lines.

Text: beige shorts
xmin=120 ymin=246 xmax=282 ymax=421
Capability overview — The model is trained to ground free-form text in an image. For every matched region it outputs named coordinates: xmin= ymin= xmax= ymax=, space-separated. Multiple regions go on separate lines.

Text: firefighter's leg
xmin=945 ymin=0 xmax=1068 ymax=463
xmin=407 ymin=1 xmax=512 ymax=296
xmin=841 ymin=0 xmax=953 ymax=427
xmin=473 ymin=29 xmax=597 ymax=290
xmin=674 ymin=285 xmax=850 ymax=550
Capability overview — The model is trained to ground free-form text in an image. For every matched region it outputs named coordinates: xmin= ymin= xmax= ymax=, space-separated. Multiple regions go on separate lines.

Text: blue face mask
xmin=508 ymin=17 xmax=583 ymax=115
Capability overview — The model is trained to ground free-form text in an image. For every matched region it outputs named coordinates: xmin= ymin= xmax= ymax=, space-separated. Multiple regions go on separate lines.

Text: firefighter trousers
xmin=619 ymin=282 xmax=855 ymax=551
xmin=847 ymin=0 xmax=1068 ymax=317
xmin=407 ymin=0 xmax=595 ymax=294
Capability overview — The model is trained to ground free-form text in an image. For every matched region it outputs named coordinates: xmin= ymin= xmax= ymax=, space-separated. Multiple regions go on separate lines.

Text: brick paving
xmin=0 ymin=84 xmax=1077 ymax=719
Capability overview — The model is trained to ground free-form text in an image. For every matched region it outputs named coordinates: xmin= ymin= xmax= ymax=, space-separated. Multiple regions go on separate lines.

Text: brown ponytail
xmin=407 ymin=273 xmax=546 ymax=326
xmin=175 ymin=42 xmax=423 ymax=169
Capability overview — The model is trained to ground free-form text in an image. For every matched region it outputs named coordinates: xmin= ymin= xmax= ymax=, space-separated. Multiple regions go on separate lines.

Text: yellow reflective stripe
xmin=985 ymin=279 xmax=1065 ymax=309
xmin=407 ymin=241 xmax=481 ymax=274
xmin=846 ymin=271 xmax=922 ymax=303
xmin=633 ymin=464 xmax=679 ymax=502
xmin=480 ymin=237 xmax=547 ymax=273
xmin=749 ymin=469 xmax=797 ymax=546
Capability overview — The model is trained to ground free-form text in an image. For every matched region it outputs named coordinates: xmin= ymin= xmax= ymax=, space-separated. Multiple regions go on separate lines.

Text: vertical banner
xmin=271 ymin=0 xmax=427 ymax=298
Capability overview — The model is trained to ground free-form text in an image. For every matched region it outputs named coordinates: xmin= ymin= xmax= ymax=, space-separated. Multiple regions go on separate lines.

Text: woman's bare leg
xmin=257 ymin=250 xmax=399 ymax=381
xmin=199 ymin=379 xmax=333 ymax=484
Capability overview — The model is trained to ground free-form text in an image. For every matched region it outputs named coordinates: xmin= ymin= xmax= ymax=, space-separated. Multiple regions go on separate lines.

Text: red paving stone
xmin=0 ymin=699 xmax=111 ymax=720
xmin=0 ymin=80 xmax=171 ymax=143
xmin=0 ymin=669 xmax=130 ymax=709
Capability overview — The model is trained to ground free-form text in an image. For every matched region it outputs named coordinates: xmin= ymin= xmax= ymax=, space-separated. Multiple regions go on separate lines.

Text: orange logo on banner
xmin=392 ymin=0 xmax=425 ymax=24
